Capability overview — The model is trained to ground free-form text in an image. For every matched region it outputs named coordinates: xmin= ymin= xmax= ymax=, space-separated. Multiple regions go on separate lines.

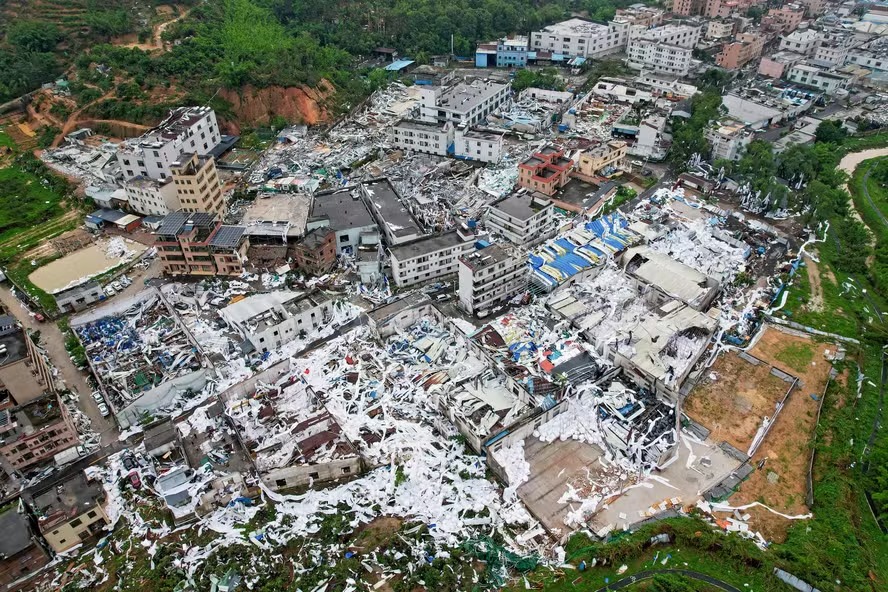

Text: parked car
xmin=97 ymin=403 xmax=110 ymax=417
xmin=122 ymin=455 xmax=137 ymax=471
xmin=111 ymin=281 xmax=123 ymax=292
xmin=104 ymin=286 xmax=116 ymax=297
xmin=435 ymin=294 xmax=450 ymax=302
xmin=128 ymin=471 xmax=142 ymax=489
xmin=119 ymin=276 xmax=132 ymax=287
xmin=91 ymin=392 xmax=104 ymax=403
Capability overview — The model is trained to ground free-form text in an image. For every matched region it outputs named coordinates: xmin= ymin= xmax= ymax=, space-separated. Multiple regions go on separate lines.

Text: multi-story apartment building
xmin=673 ymin=0 xmax=705 ymax=16
xmin=530 ymin=18 xmax=630 ymax=59
xmin=388 ymin=230 xmax=474 ymax=288
xmin=292 ymin=228 xmax=337 ymax=276
xmin=764 ymin=5 xmax=806 ymax=32
xmin=117 ymin=106 xmax=221 ymax=181
xmin=706 ymin=20 xmax=736 ymax=40
xmin=416 ymin=80 xmax=510 ymax=127
xmin=392 ymin=120 xmax=452 ymax=157
xmin=812 ymin=42 xmax=848 ymax=67
xmin=518 ymin=145 xmax=574 ymax=196
xmin=458 ymin=244 xmax=528 ymax=315
xmin=787 ymin=63 xmax=852 ymax=94
xmin=626 ymin=24 xmax=703 ymax=76
xmin=361 ymin=178 xmax=425 ymax=247
xmin=779 ymin=28 xmax=821 ymax=55
xmin=454 ymin=129 xmax=503 ymax=163
xmin=496 ymin=37 xmax=528 ymax=67
xmin=0 ymin=504 xmax=51 ymax=591
xmin=391 ymin=121 xmax=503 ymax=163
xmin=705 ymin=120 xmax=753 ymax=161
xmin=630 ymin=114 xmax=670 ymax=160
xmin=758 ymin=51 xmax=806 ymax=78
xmin=307 ymin=187 xmax=380 ymax=256
xmin=155 ymin=212 xmax=249 ymax=277
xmin=703 ymin=0 xmax=762 ymax=18
xmin=796 ymin=0 xmax=825 ymax=15
xmin=0 ymin=322 xmax=54 ymax=407
xmin=485 ymin=193 xmax=556 ymax=247
xmin=716 ymin=32 xmax=765 ymax=69
xmin=0 ymin=392 xmax=78 ymax=471
xmin=616 ymin=6 xmax=665 ymax=27
xmin=123 ymin=176 xmax=180 ymax=216
xmin=220 ymin=291 xmax=333 ymax=352
xmin=31 ymin=471 xmax=109 ymax=553
xmin=171 ymin=153 xmax=226 ymax=217
xmin=577 ymin=140 xmax=628 ymax=177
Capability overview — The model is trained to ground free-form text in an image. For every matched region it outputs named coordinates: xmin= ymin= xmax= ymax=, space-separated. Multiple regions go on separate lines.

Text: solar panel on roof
xmin=211 ymin=226 xmax=246 ymax=248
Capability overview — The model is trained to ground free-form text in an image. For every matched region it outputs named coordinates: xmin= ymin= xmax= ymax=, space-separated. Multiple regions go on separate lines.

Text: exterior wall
xmin=390 ymin=240 xmax=474 ymax=288
xmin=706 ymin=20 xmax=734 ymax=39
xmin=263 ymin=456 xmax=364 ymax=491
xmin=458 ymin=256 xmax=528 ymax=314
xmin=779 ymin=30 xmax=821 ymax=55
xmin=242 ymin=300 xmax=332 ymax=353
xmin=158 ymin=228 xmax=248 ymax=277
xmin=496 ymin=39 xmax=528 ymax=67
xmin=391 ymin=122 xmax=452 ymax=157
xmin=54 ymin=281 xmax=105 ymax=314
xmin=847 ymin=53 xmax=888 ymax=72
xmin=530 ymin=19 xmax=629 ymax=59
xmin=577 ymin=141 xmax=627 ymax=176
xmin=453 ymin=130 xmax=503 ymax=163
xmin=787 ymin=65 xmax=849 ymax=94
xmin=124 ymin=179 xmax=180 ymax=216
xmin=766 ymin=7 xmax=805 ymax=32
xmin=117 ymin=109 xmax=220 ymax=181
xmin=293 ymin=230 xmax=337 ymax=275
xmin=211 ymin=239 xmax=249 ymax=276
xmin=0 ymin=400 xmax=78 ymax=470
xmin=626 ymin=26 xmax=701 ymax=76
xmin=812 ymin=44 xmax=847 ymax=67
xmin=172 ymin=155 xmax=226 ymax=217
xmin=0 ymin=336 xmax=54 ymax=406
xmin=758 ymin=56 xmax=789 ymax=78
xmin=417 ymin=83 xmax=510 ymax=127
xmin=716 ymin=33 xmax=764 ymax=69
xmin=673 ymin=0 xmax=704 ymax=16
xmin=485 ymin=200 xmax=556 ymax=247
xmin=40 ymin=504 xmax=109 ymax=553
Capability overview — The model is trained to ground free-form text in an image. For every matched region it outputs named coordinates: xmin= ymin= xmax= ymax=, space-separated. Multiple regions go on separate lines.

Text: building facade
xmin=0 ymin=324 xmax=55 ymax=407
xmin=32 ymin=472 xmax=109 ymax=553
xmin=577 ymin=140 xmax=628 ymax=177
xmin=171 ymin=153 xmax=226 ymax=217
xmin=388 ymin=230 xmax=475 ymax=288
xmin=391 ymin=120 xmax=452 ymax=157
xmin=454 ymin=129 xmax=503 ymax=163
xmin=292 ymin=228 xmax=337 ymax=275
xmin=716 ymin=32 xmax=765 ymax=69
xmin=0 ymin=393 xmax=79 ymax=471
xmin=417 ymin=81 xmax=510 ymax=127
xmin=123 ymin=176 xmax=180 ymax=216
xmin=787 ymin=63 xmax=851 ymax=94
xmin=0 ymin=504 xmax=51 ymax=591
xmin=779 ymin=28 xmax=821 ymax=55
xmin=307 ymin=187 xmax=380 ymax=256
xmin=626 ymin=24 xmax=703 ymax=76
xmin=117 ymin=106 xmax=221 ymax=181
xmin=220 ymin=291 xmax=333 ymax=352
xmin=155 ymin=212 xmax=249 ymax=277
xmin=486 ymin=193 xmax=556 ymax=247
xmin=518 ymin=145 xmax=574 ymax=196
xmin=530 ymin=18 xmax=630 ymax=59
xmin=458 ymin=245 xmax=528 ymax=315
xmin=496 ymin=37 xmax=528 ymax=67
xmin=706 ymin=120 xmax=753 ymax=161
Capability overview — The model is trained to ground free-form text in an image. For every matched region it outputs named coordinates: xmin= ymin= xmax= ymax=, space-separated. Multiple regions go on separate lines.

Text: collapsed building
xmin=71 ymin=289 xmax=209 ymax=427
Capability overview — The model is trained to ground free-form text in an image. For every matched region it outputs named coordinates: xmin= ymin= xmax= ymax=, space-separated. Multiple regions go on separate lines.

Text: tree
xmin=5 ymin=21 xmax=61 ymax=53
xmin=815 ymin=119 xmax=847 ymax=145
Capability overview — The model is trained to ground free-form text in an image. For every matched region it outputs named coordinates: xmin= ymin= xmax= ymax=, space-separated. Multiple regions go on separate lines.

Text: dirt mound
xmin=219 ymin=81 xmax=335 ymax=132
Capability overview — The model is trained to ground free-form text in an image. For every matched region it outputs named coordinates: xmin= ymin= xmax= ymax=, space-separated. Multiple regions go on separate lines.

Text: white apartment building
xmin=117 ymin=106 xmax=221 ymax=181
xmin=706 ymin=20 xmax=734 ymax=40
xmin=626 ymin=24 xmax=702 ymax=76
xmin=630 ymin=114 xmax=669 ymax=160
xmin=220 ymin=291 xmax=333 ymax=353
xmin=485 ymin=193 xmax=556 ymax=247
xmin=388 ymin=230 xmax=475 ymax=288
xmin=705 ymin=120 xmax=753 ymax=161
xmin=417 ymin=80 xmax=510 ymax=127
xmin=787 ymin=64 xmax=851 ymax=94
xmin=530 ymin=17 xmax=631 ymax=59
xmin=811 ymin=43 xmax=848 ymax=67
xmin=123 ymin=176 xmax=180 ymax=216
xmin=454 ymin=129 xmax=503 ymax=163
xmin=392 ymin=120 xmax=452 ymax=157
xmin=779 ymin=29 xmax=821 ymax=55
xmin=847 ymin=51 xmax=887 ymax=72
xmin=458 ymin=245 xmax=527 ymax=315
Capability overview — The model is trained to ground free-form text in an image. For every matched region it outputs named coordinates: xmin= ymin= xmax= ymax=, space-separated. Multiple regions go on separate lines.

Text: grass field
xmin=0 ymin=130 xmax=14 ymax=149
xmin=0 ymin=167 xmax=66 ymax=243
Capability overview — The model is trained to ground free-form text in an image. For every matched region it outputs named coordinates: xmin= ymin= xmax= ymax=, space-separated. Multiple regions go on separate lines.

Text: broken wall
xmin=115 ymin=369 xmax=208 ymax=429
xmin=263 ymin=456 xmax=366 ymax=491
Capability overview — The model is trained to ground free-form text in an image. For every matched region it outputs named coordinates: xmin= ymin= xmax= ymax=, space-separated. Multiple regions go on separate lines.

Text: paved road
xmin=0 ymin=286 xmax=118 ymax=445
xmin=595 ymin=568 xmax=742 ymax=592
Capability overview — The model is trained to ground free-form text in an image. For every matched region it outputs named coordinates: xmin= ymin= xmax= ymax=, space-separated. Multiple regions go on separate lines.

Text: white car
xmin=91 ymin=392 xmax=104 ymax=403
xmin=119 ymin=276 xmax=132 ymax=287
xmin=97 ymin=403 xmax=110 ymax=417
xmin=111 ymin=281 xmax=123 ymax=292
xmin=104 ymin=286 xmax=116 ymax=297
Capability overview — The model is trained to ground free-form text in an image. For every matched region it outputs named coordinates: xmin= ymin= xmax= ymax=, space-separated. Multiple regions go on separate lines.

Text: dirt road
xmin=0 ymin=287 xmax=119 ymax=445
xmin=838 ymin=147 xmax=888 ymax=232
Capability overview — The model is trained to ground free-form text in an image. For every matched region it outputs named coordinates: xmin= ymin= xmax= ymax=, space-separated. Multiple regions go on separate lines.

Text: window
xmin=276 ymin=479 xmax=287 ymax=487
xmin=342 ymin=466 xmax=351 ymax=475
xmin=309 ymin=471 xmax=319 ymax=479
xmin=340 ymin=234 xmax=349 ymax=243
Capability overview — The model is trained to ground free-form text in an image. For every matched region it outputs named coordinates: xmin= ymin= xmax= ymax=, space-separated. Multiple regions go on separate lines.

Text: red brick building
xmin=292 ymin=228 xmax=337 ymax=275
